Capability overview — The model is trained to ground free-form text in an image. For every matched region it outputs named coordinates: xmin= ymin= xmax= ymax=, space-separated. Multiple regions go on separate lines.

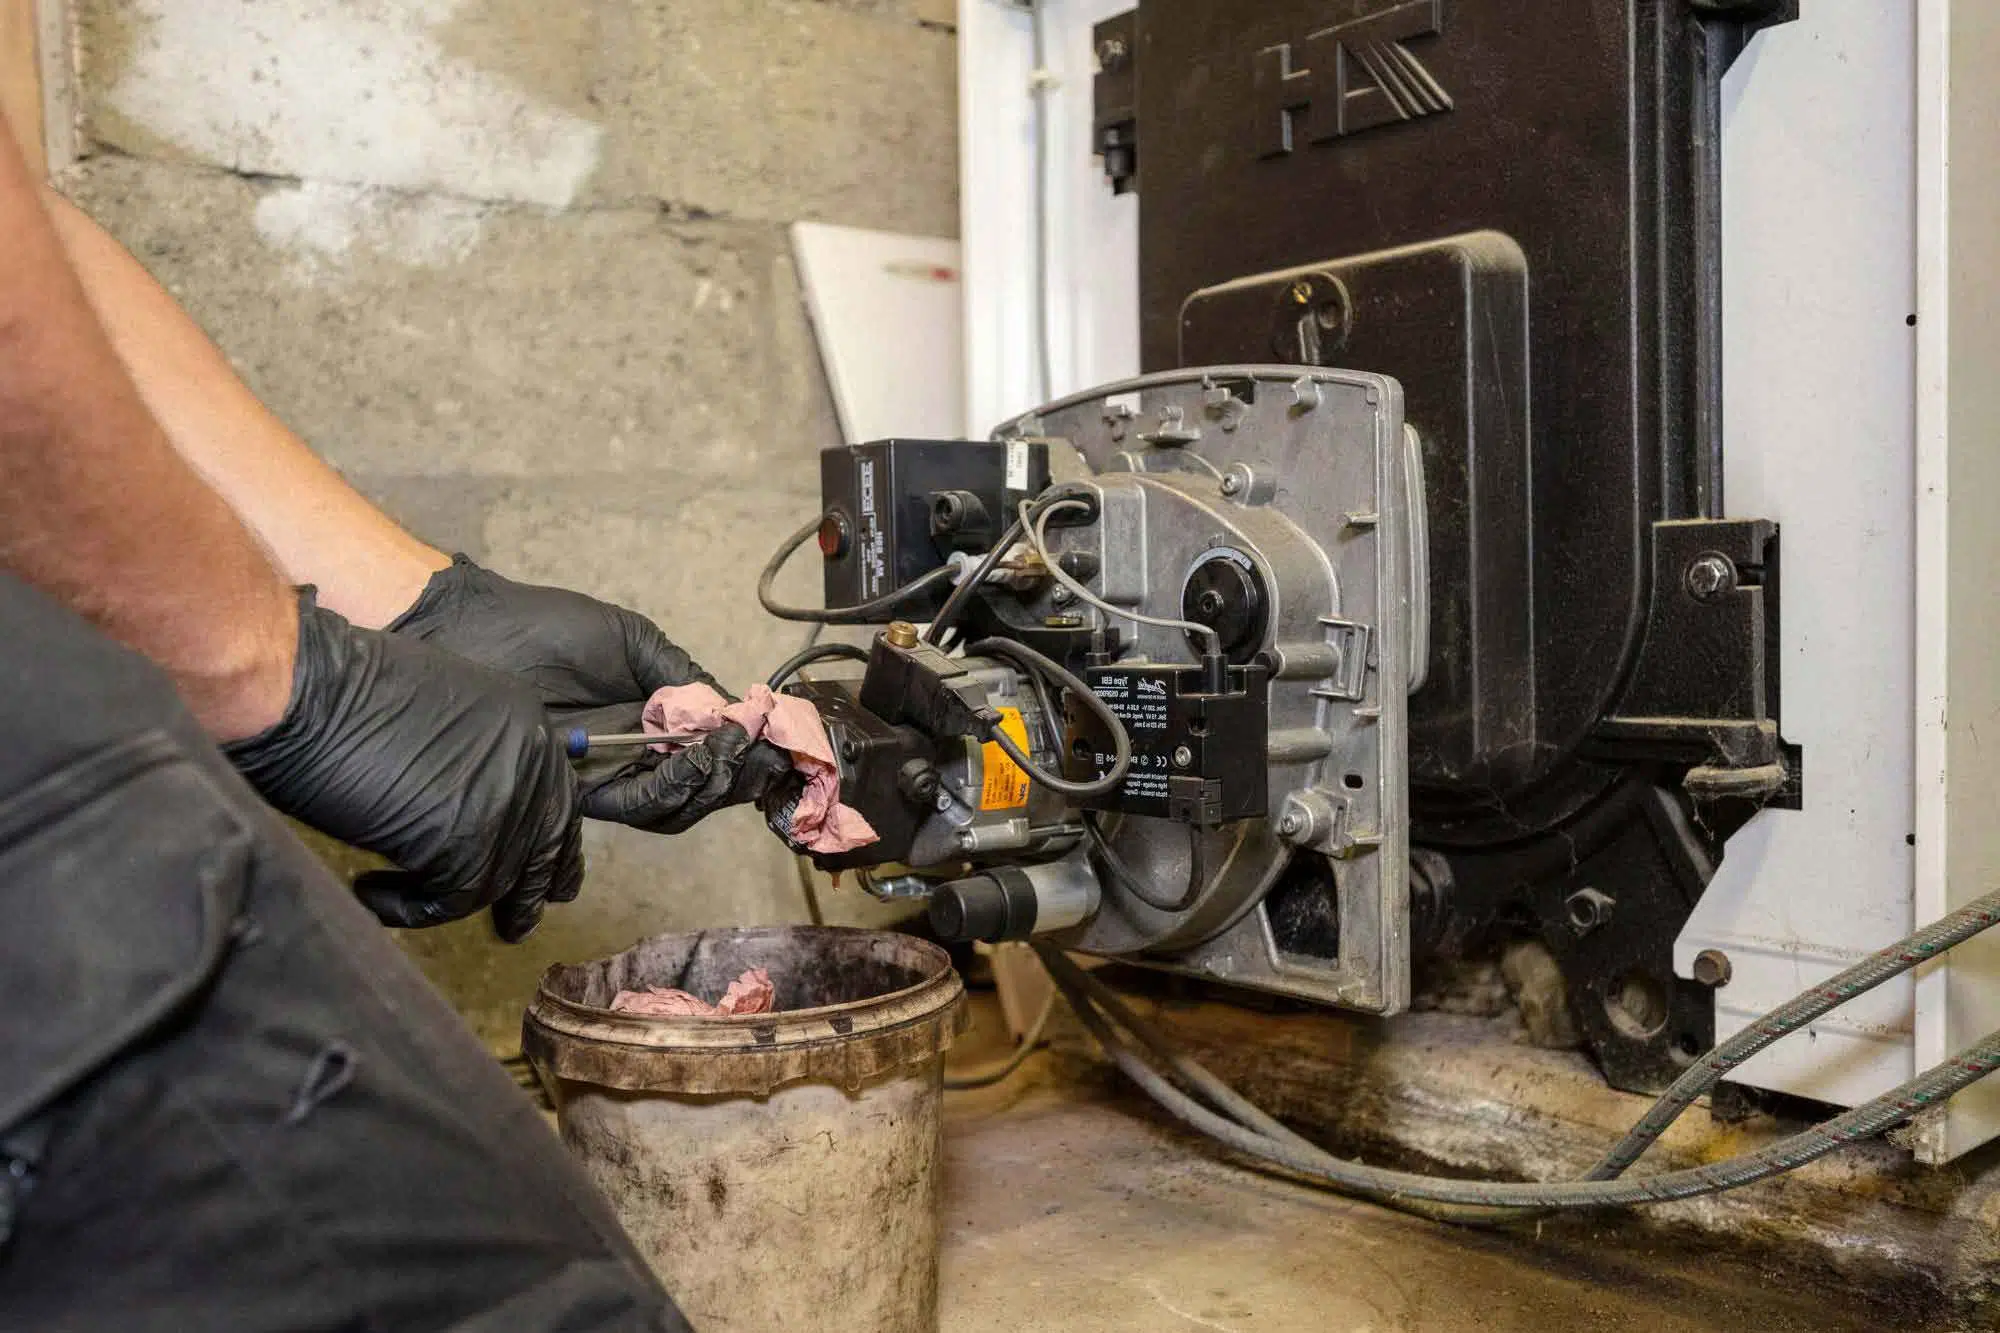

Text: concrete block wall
xmin=59 ymin=0 xmax=957 ymax=1049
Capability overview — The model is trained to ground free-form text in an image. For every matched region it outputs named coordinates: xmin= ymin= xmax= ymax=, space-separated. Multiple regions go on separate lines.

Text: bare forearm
xmin=41 ymin=187 xmax=448 ymax=628
xmin=0 ymin=121 xmax=294 ymax=739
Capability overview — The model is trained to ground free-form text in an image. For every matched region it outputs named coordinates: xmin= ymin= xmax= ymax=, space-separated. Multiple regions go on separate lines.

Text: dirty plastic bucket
xmin=523 ymin=926 xmax=965 ymax=1333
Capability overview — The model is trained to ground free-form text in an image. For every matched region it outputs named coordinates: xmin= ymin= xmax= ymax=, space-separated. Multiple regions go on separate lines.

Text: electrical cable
xmin=1025 ymin=499 xmax=1223 ymax=658
xmin=1083 ymin=812 xmax=1209 ymax=914
xmin=967 ymin=636 xmax=1130 ymax=799
xmin=1586 ymin=885 xmax=2000 ymax=1179
xmin=767 ymin=642 xmax=871 ymax=690
xmin=1039 ymin=945 xmax=1515 ymax=1225
xmin=925 ymin=514 xmax=1029 ymax=646
xmin=789 ymin=621 xmax=831 ymax=927
xmin=1018 ymin=656 xmax=1063 ymax=742
xmin=1033 ymin=941 xmax=2000 ymax=1212
xmin=925 ymin=485 xmax=1096 ymax=647
xmin=987 ymin=723 xmax=1113 ymax=801
xmin=944 ymin=987 xmax=1060 ymax=1091
xmin=759 ymin=515 xmax=956 ymax=624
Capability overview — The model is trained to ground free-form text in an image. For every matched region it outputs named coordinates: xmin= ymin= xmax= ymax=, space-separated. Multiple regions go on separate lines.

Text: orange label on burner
xmin=980 ymin=708 xmax=1032 ymax=811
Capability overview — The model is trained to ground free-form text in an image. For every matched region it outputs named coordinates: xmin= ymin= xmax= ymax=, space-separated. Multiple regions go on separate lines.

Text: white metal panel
xmin=958 ymin=0 xmax=1138 ymax=437
xmin=1675 ymin=0 xmax=1921 ymax=1108
xmin=790 ymin=222 xmax=964 ymax=443
xmin=1912 ymin=0 xmax=2000 ymax=1165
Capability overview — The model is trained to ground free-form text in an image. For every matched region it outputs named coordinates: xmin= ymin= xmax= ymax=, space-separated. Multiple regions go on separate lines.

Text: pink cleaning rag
xmin=610 ymin=967 xmax=776 ymax=1017
xmin=641 ymin=681 xmax=877 ymax=855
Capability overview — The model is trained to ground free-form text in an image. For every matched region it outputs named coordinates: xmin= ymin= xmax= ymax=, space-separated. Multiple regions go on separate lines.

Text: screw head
xmin=1096 ymin=37 xmax=1128 ymax=70
xmin=1051 ymin=586 xmax=1075 ymax=606
xmin=1173 ymin=745 xmax=1194 ymax=768
xmin=1277 ymin=810 xmax=1304 ymax=837
xmin=1685 ymin=554 xmax=1736 ymax=603
xmin=1290 ymin=279 xmax=1314 ymax=306
xmin=1692 ymin=948 xmax=1734 ymax=988
xmin=1219 ymin=473 xmax=1242 ymax=496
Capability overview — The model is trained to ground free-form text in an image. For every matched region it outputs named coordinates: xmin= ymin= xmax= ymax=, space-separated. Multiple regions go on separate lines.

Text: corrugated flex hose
xmin=1029 ymin=886 xmax=2000 ymax=1220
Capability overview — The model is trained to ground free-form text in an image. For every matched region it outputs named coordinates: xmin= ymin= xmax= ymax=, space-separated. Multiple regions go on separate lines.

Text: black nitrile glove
xmin=759 ymin=769 xmax=815 ymax=856
xmin=226 ymin=590 xmax=584 ymax=943
xmin=389 ymin=555 xmax=792 ymax=834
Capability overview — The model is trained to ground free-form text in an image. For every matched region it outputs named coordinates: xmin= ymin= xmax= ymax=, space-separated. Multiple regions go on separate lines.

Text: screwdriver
xmin=556 ymin=729 xmax=675 ymax=760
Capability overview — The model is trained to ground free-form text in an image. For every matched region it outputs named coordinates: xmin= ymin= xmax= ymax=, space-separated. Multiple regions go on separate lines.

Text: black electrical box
xmin=818 ymin=439 xmax=1051 ymax=619
xmin=1065 ymin=664 xmax=1269 ymax=825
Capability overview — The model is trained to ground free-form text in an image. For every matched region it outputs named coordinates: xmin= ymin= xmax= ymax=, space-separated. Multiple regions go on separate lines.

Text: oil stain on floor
xmin=940 ymin=1067 xmax=1935 ymax=1333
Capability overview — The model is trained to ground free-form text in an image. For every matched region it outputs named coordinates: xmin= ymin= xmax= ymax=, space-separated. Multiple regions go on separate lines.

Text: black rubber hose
xmin=968 ymin=636 xmax=1130 ymax=799
xmin=767 ymin=642 xmax=871 ymax=690
xmin=759 ymin=515 xmax=956 ymax=624
xmin=1038 ymin=947 xmax=1523 ymax=1224
xmin=925 ymin=484 xmax=1093 ymax=646
xmin=924 ymin=515 xmax=1027 ymax=646
xmin=1033 ymin=942 xmax=2000 ymax=1211
xmin=1083 ymin=813 xmax=1209 ymax=914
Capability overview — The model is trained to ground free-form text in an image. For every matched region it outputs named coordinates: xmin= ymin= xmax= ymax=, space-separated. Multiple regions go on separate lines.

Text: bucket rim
xmin=523 ymin=926 xmax=966 ymax=1094
xmin=529 ymin=924 xmax=960 ymax=1036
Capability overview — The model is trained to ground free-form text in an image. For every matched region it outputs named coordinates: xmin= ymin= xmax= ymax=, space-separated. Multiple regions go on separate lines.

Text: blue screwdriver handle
xmin=560 ymin=729 xmax=668 ymax=759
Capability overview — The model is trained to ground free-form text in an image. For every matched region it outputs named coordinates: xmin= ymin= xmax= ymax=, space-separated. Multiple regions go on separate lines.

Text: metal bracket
xmin=1588 ymin=518 xmax=1797 ymax=807
xmin=1092 ymin=11 xmax=1139 ymax=194
xmin=1311 ymin=618 xmax=1372 ymax=703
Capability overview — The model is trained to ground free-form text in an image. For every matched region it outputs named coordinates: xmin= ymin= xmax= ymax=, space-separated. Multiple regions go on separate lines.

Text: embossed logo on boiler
xmin=1255 ymin=0 xmax=1454 ymax=155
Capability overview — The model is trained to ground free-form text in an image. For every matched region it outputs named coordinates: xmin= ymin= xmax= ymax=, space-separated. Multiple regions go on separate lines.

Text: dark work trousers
xmin=0 ymin=573 xmax=690 ymax=1332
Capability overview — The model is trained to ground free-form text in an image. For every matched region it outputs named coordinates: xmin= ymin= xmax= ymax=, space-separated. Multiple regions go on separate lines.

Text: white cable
xmin=1024 ymin=499 xmax=1223 ymax=655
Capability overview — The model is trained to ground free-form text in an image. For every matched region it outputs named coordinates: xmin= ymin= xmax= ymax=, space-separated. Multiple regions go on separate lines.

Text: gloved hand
xmin=226 ymin=590 xmax=584 ymax=943
xmin=388 ymin=555 xmax=792 ymax=834
xmin=759 ymin=769 xmax=813 ymax=855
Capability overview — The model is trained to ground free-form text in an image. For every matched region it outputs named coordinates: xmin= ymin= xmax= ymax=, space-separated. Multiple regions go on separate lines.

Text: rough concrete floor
xmin=936 ymin=1003 xmax=1933 ymax=1333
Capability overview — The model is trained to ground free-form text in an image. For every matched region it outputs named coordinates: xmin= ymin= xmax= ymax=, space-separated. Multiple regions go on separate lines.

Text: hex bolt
xmin=1173 ymin=745 xmax=1194 ymax=768
xmin=1565 ymin=887 xmax=1616 ymax=935
xmin=1277 ymin=810 xmax=1305 ymax=837
xmin=1685 ymin=554 xmax=1736 ymax=603
xmin=1692 ymin=948 xmax=1734 ymax=988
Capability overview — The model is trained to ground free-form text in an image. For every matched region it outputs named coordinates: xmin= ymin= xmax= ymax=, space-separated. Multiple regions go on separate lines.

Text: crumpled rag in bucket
xmin=610 ymin=968 xmax=776 ymax=1018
